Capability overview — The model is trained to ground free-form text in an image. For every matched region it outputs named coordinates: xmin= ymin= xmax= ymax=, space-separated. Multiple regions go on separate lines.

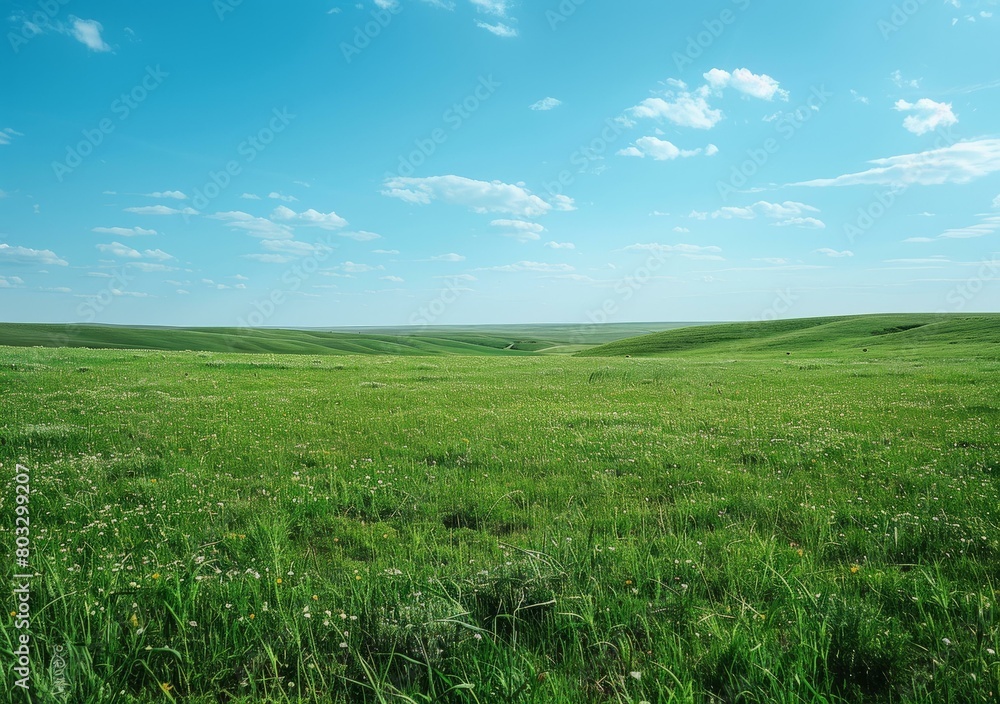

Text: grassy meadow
xmin=1 ymin=315 xmax=999 ymax=702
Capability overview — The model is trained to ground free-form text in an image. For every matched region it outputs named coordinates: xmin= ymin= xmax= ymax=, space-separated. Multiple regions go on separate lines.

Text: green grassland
xmin=1 ymin=315 xmax=998 ymax=703
xmin=577 ymin=313 xmax=1000 ymax=360
xmin=0 ymin=322 xmax=698 ymax=358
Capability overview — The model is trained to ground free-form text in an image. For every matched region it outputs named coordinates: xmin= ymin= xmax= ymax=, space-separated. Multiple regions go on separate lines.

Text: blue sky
xmin=2 ymin=0 xmax=1000 ymax=327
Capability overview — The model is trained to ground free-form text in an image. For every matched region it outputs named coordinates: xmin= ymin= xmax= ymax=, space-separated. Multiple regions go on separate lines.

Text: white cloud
xmin=382 ymin=175 xmax=574 ymax=217
xmin=624 ymin=243 xmax=724 ymax=260
xmin=144 ymin=190 xmax=187 ymax=200
xmin=795 ymin=139 xmax=1000 ymax=187
xmin=629 ymin=93 xmax=723 ymax=130
xmin=381 ymin=275 xmax=405 ymax=283
xmin=817 ymin=248 xmax=854 ymax=258
xmin=894 ymin=98 xmax=958 ymax=135
xmin=245 ymin=253 xmax=293 ymax=264
xmin=268 ymin=192 xmax=298 ymax=202
xmin=70 ymin=17 xmax=110 ymax=52
xmin=774 ymin=217 xmax=826 ymax=229
xmin=340 ymin=230 xmax=382 ymax=241
xmin=0 ymin=127 xmax=23 ymax=146
xmin=890 ymin=70 xmax=921 ymax=89
xmin=429 ymin=253 xmax=466 ymax=262
xmin=937 ymin=214 xmax=1000 ymax=239
xmin=0 ymin=275 xmax=26 ymax=288
xmin=530 ymin=97 xmax=562 ymax=111
xmin=490 ymin=219 xmax=545 ymax=241
xmin=712 ymin=201 xmax=824 ymax=228
xmin=124 ymin=205 xmax=198 ymax=216
xmin=129 ymin=262 xmax=176 ymax=272
xmin=484 ymin=261 xmax=575 ymax=273
xmin=97 ymin=242 xmax=174 ymax=260
xmin=211 ymin=211 xmax=295 ymax=239
xmin=241 ymin=193 xmax=261 ymax=200
xmin=469 ymin=0 xmax=510 ymax=16
xmin=92 ymin=226 xmax=157 ymax=237
xmin=340 ymin=261 xmax=385 ymax=273
xmin=373 ymin=249 xmax=400 ymax=255
xmin=260 ymin=239 xmax=333 ymax=256
xmin=475 ymin=21 xmax=517 ymax=37
xmin=271 ymin=206 xmax=348 ymax=230
xmin=545 ymin=241 xmax=576 ymax=249
xmin=618 ymin=136 xmax=712 ymax=160
xmin=0 ymin=244 xmax=68 ymax=266
xmin=994 ymin=194 xmax=1000 ymax=208
xmin=703 ymin=68 xmax=789 ymax=101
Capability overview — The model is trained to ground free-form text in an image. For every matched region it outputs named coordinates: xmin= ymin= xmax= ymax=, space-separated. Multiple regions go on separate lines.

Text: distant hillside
xmin=575 ymin=314 xmax=1000 ymax=359
xmin=0 ymin=322 xmax=697 ymax=356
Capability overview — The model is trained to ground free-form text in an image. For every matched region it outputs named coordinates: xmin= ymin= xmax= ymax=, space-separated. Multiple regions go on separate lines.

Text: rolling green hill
xmin=576 ymin=313 xmax=1000 ymax=359
xmin=0 ymin=321 xmax=699 ymax=356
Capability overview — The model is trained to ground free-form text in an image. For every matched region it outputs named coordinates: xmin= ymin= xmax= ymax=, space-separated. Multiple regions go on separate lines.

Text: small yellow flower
xmin=238 ymin=534 xmax=246 ymax=539
xmin=159 ymin=682 xmax=173 ymax=693
xmin=150 ymin=479 xmax=157 ymax=484
xmin=152 ymin=573 xmax=161 ymax=580
xmin=130 ymin=614 xmax=139 ymax=628
xmin=625 ymin=580 xmax=633 ymax=586
xmin=276 ymin=578 xmax=283 ymax=584
xmin=797 ymin=549 xmax=804 ymax=557
xmin=249 ymin=613 xmax=255 ymax=620
xmin=312 ymin=595 xmax=319 ymax=601
xmin=355 ymin=575 xmax=362 ymax=581
xmin=850 ymin=565 xmax=860 ymax=574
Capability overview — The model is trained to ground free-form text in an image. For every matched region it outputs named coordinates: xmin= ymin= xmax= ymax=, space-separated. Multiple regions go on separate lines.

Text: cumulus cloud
xmin=817 ymin=248 xmax=854 ymax=258
xmin=0 ymin=244 xmax=68 ymax=266
xmin=703 ymin=68 xmax=789 ymax=101
xmin=70 ymin=17 xmax=111 ymax=52
xmin=211 ymin=211 xmax=295 ymax=239
xmin=268 ymin=192 xmax=298 ymax=202
xmin=794 ymin=139 xmax=1000 ymax=187
xmin=429 ymin=253 xmax=466 ymax=262
xmin=530 ymin=97 xmax=562 ymax=111
xmin=469 ymin=0 xmax=510 ymax=16
xmin=124 ymin=205 xmax=198 ymax=216
xmin=628 ymin=69 xmax=787 ymax=131
xmin=894 ymin=98 xmax=958 ymax=135
xmin=0 ymin=127 xmax=24 ymax=146
xmin=490 ymin=219 xmax=545 ymax=241
xmin=382 ymin=175 xmax=574 ymax=218
xmin=0 ymin=275 xmax=26 ymax=288
xmin=475 ymin=21 xmax=517 ymax=37
xmin=618 ymin=137 xmax=717 ymax=160
xmin=545 ymin=241 xmax=576 ymax=249
xmin=260 ymin=239 xmax=333 ymax=256
xmin=271 ymin=206 xmax=348 ymax=230
xmin=144 ymin=190 xmax=187 ymax=200
xmin=96 ymin=242 xmax=174 ymax=260
xmin=712 ymin=201 xmax=824 ymax=228
xmin=92 ymin=226 xmax=157 ymax=237
xmin=629 ymin=90 xmax=723 ymax=130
